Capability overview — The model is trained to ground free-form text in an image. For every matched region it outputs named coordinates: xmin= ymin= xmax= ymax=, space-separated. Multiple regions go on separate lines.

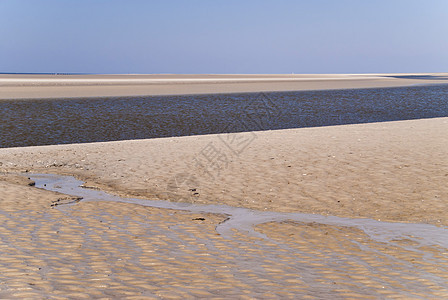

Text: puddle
xmin=30 ymin=173 xmax=448 ymax=249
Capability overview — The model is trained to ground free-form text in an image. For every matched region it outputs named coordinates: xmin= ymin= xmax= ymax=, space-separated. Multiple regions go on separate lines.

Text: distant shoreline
xmin=1 ymin=73 xmax=447 ymax=100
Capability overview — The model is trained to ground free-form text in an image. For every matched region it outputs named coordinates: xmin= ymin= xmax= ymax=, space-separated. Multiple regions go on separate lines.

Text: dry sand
xmin=1 ymin=73 xmax=448 ymax=99
xmin=0 ymin=74 xmax=447 ymax=298
xmin=2 ymin=117 xmax=447 ymax=226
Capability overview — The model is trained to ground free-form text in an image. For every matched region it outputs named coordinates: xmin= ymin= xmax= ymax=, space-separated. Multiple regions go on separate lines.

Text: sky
xmin=0 ymin=0 xmax=447 ymax=74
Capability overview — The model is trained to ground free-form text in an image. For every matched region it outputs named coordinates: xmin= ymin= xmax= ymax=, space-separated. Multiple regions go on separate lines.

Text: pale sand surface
xmin=1 ymin=73 xmax=448 ymax=99
xmin=1 ymin=117 xmax=447 ymax=225
xmin=0 ymin=117 xmax=447 ymax=297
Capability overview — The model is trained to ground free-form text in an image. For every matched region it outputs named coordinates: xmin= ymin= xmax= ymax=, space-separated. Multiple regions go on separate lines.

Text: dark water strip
xmin=1 ymin=84 xmax=448 ymax=148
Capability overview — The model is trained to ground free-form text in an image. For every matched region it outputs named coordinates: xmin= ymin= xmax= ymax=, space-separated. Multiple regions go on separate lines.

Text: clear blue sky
xmin=1 ymin=0 xmax=447 ymax=74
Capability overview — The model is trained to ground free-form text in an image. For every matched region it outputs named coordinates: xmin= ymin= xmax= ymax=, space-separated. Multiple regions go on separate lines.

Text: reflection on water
xmin=386 ymin=75 xmax=448 ymax=80
xmin=31 ymin=173 xmax=448 ymax=250
xmin=1 ymin=84 xmax=448 ymax=148
xmin=27 ymin=173 xmax=448 ymax=298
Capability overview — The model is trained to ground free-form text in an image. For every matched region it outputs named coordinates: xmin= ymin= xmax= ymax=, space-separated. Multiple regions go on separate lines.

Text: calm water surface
xmin=1 ymin=84 xmax=447 ymax=148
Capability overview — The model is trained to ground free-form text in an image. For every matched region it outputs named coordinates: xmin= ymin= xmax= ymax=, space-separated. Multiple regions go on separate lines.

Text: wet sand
xmin=1 ymin=173 xmax=447 ymax=298
xmin=0 ymin=74 xmax=448 ymax=297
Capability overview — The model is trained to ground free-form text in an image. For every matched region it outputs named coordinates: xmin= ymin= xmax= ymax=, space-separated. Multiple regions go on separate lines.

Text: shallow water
xmin=22 ymin=173 xmax=448 ymax=297
xmin=30 ymin=173 xmax=448 ymax=250
xmin=1 ymin=84 xmax=448 ymax=148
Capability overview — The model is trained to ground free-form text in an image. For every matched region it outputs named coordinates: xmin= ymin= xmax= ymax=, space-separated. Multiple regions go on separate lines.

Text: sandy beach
xmin=1 ymin=74 xmax=447 ymax=298
xmin=1 ymin=73 xmax=448 ymax=100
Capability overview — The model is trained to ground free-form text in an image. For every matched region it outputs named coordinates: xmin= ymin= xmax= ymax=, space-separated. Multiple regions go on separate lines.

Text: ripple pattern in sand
xmin=1 ymin=174 xmax=446 ymax=298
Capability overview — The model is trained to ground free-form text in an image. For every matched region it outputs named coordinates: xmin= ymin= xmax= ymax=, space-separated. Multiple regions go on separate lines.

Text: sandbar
xmin=1 ymin=73 xmax=448 ymax=99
